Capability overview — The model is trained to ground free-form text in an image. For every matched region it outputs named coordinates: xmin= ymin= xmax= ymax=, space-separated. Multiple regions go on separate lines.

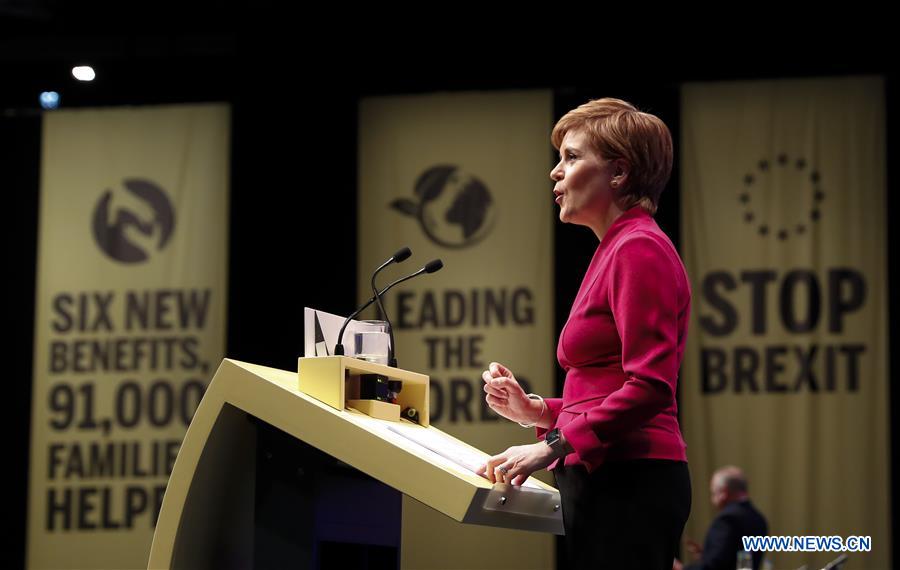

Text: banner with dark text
xmin=27 ymin=104 xmax=230 ymax=569
xmin=680 ymin=77 xmax=888 ymax=570
xmin=359 ymin=91 xmax=555 ymax=570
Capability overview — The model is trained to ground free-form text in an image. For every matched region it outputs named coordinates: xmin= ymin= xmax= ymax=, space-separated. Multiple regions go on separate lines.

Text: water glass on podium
xmin=353 ymin=320 xmax=390 ymax=365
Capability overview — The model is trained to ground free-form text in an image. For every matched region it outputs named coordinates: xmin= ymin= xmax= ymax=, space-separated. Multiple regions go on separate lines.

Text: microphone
xmin=379 ymin=259 xmax=443 ymax=294
xmin=334 ymin=247 xmax=411 ymax=357
xmin=822 ymin=554 xmax=848 ymax=570
xmin=378 ymin=258 xmax=442 ymax=367
xmin=372 ymin=248 xmax=412 ymax=368
xmin=333 ymin=258 xmax=443 ymax=361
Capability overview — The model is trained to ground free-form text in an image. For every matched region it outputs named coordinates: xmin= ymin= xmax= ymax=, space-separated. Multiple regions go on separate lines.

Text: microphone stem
xmin=371 ymin=271 xmax=397 ymax=367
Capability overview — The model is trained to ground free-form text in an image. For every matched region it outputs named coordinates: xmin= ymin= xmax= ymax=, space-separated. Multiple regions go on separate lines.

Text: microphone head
xmin=392 ymin=247 xmax=412 ymax=263
xmin=424 ymin=259 xmax=443 ymax=273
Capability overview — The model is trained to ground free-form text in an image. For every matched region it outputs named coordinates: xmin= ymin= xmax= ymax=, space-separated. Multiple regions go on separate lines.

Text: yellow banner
xmin=680 ymin=77 xmax=888 ymax=569
xmin=27 ymin=104 xmax=230 ymax=569
xmin=359 ymin=91 xmax=555 ymax=569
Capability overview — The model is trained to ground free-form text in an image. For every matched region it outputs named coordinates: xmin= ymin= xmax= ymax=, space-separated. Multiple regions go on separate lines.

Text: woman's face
xmin=550 ymin=129 xmax=617 ymax=228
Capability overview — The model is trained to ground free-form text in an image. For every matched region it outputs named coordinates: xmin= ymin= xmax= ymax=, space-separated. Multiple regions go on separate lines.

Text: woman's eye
xmin=566 ymin=153 xmax=576 ymax=161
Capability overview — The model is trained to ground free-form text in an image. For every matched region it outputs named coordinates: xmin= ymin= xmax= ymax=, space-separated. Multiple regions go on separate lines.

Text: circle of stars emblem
xmin=739 ymin=153 xmax=824 ymax=241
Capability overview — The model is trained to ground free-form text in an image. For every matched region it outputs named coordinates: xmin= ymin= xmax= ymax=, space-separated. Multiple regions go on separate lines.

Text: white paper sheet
xmin=345 ymin=410 xmax=542 ymax=489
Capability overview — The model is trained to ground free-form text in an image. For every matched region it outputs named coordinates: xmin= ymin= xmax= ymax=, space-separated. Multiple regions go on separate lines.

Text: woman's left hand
xmin=478 ymin=442 xmax=558 ymax=486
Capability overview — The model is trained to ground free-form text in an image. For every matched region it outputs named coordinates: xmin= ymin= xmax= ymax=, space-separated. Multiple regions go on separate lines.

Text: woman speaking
xmin=478 ymin=98 xmax=692 ymax=569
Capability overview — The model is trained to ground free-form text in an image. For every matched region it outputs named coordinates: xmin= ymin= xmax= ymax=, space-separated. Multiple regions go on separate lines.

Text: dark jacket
xmin=686 ymin=499 xmax=768 ymax=570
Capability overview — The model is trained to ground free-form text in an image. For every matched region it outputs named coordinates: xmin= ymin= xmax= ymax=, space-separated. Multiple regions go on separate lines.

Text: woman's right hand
xmin=481 ymin=362 xmax=541 ymax=425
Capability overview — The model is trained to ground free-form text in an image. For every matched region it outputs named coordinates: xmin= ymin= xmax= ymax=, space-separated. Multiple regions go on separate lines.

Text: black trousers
xmin=553 ymin=459 xmax=692 ymax=570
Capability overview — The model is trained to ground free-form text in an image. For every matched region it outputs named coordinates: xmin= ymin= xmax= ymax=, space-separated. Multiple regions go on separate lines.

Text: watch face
xmin=546 ymin=429 xmax=561 ymax=445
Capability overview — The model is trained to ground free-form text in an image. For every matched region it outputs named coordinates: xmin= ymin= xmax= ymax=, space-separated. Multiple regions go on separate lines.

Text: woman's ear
xmin=611 ymin=158 xmax=630 ymax=189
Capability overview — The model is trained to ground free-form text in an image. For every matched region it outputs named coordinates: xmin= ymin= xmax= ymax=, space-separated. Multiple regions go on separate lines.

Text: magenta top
xmin=538 ymin=206 xmax=690 ymax=472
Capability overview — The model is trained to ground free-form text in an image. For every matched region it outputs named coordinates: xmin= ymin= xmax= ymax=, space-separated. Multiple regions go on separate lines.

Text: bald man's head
xmin=710 ymin=466 xmax=749 ymax=510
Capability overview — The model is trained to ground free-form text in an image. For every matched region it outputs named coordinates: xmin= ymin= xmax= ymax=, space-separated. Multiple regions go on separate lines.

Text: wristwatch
xmin=545 ymin=428 xmax=562 ymax=454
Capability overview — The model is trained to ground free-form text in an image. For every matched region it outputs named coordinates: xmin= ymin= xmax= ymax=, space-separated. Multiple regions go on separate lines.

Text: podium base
xmin=252 ymin=415 xmax=402 ymax=569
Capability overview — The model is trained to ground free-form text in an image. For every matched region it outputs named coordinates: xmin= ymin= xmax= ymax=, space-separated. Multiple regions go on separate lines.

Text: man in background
xmin=674 ymin=466 xmax=769 ymax=570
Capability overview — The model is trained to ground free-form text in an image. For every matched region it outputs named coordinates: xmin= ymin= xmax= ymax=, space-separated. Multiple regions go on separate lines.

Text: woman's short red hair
xmin=551 ymin=98 xmax=673 ymax=215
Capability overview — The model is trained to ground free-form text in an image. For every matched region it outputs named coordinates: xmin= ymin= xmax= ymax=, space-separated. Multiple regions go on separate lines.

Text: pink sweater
xmin=538 ymin=206 xmax=690 ymax=472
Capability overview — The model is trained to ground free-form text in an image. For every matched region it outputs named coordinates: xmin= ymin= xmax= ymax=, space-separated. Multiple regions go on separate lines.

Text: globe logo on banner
xmin=91 ymin=178 xmax=176 ymax=263
xmin=738 ymin=152 xmax=825 ymax=240
xmin=390 ymin=165 xmax=496 ymax=249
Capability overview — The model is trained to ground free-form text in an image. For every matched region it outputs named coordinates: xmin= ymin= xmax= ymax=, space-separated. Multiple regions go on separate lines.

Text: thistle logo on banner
xmin=92 ymin=178 xmax=175 ymax=263
xmin=737 ymin=153 xmax=825 ymax=240
xmin=390 ymin=164 xmax=496 ymax=249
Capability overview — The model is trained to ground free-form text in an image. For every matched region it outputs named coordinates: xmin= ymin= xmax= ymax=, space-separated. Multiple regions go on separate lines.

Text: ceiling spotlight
xmin=39 ymin=91 xmax=60 ymax=110
xmin=72 ymin=66 xmax=96 ymax=81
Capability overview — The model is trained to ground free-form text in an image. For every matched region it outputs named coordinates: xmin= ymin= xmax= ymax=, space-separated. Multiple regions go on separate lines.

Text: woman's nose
xmin=550 ymin=162 xmax=563 ymax=181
